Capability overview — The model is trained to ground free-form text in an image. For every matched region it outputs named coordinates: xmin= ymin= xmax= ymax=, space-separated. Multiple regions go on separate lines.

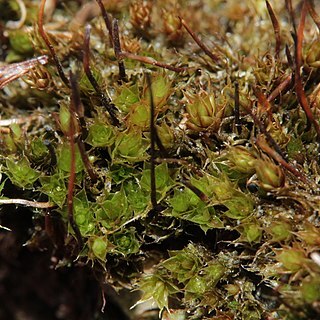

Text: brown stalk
xmin=112 ymin=19 xmax=127 ymax=82
xmin=119 ymin=51 xmax=188 ymax=73
xmin=306 ymin=0 xmax=320 ymax=30
xmin=294 ymin=0 xmax=320 ymax=140
xmin=77 ymin=141 xmax=97 ymax=183
xmin=234 ymin=81 xmax=241 ymax=134
xmin=154 ymin=132 xmax=167 ymax=157
xmin=181 ymin=178 xmax=209 ymax=203
xmin=83 ymin=25 xmax=120 ymax=127
xmin=266 ymin=0 xmax=281 ymax=59
xmin=69 ymin=72 xmax=98 ymax=183
xmin=254 ymin=87 xmax=273 ymax=119
xmin=285 ymin=45 xmax=294 ymax=69
xmin=38 ymin=0 xmax=69 ymax=87
xmin=146 ymin=73 xmax=157 ymax=209
xmin=95 ymin=0 xmax=113 ymax=46
xmin=179 ymin=17 xmax=219 ymax=63
xmin=285 ymin=0 xmax=297 ymax=36
xmin=67 ymin=72 xmax=83 ymax=248
xmin=241 ymin=98 xmax=287 ymax=161
xmin=267 ymin=74 xmax=292 ymax=102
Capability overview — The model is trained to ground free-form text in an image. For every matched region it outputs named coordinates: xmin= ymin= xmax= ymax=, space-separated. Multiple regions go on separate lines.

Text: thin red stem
xmin=119 ymin=52 xmax=188 ymax=73
xmin=83 ymin=25 xmax=120 ymax=126
xmin=180 ymin=17 xmax=219 ymax=63
xmin=294 ymin=0 xmax=320 ymax=139
xmin=38 ymin=0 xmax=69 ymax=87
xmin=266 ymin=0 xmax=281 ymax=59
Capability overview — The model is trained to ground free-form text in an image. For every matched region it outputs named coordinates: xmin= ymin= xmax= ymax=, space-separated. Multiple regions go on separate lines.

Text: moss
xmin=1 ymin=0 xmax=320 ymax=319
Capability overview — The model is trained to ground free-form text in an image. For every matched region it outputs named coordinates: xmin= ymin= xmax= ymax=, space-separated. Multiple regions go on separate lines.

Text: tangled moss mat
xmin=1 ymin=0 xmax=320 ymax=319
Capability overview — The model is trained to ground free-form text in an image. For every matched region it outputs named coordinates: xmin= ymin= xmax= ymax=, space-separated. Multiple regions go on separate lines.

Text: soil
xmin=0 ymin=205 xmax=132 ymax=320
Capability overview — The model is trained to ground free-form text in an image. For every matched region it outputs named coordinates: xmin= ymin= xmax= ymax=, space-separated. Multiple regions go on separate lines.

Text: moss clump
xmin=1 ymin=0 xmax=320 ymax=319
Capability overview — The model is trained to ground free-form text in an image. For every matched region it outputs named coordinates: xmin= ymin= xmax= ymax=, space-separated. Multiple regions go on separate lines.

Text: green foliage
xmin=124 ymin=180 xmax=149 ymax=214
xmin=276 ymin=247 xmax=307 ymax=273
xmin=144 ymin=73 xmax=172 ymax=107
xmin=5 ymin=157 xmax=40 ymax=189
xmin=301 ymin=276 xmax=320 ymax=303
xmin=72 ymin=190 xmax=95 ymax=236
xmin=40 ymin=173 xmax=67 ymax=208
xmin=110 ymin=227 xmax=140 ymax=256
xmin=140 ymin=163 xmax=175 ymax=198
xmin=90 ymin=236 xmax=108 ymax=261
xmin=139 ymin=274 xmax=180 ymax=310
xmin=169 ymin=187 xmax=223 ymax=231
xmin=57 ymin=144 xmax=84 ymax=173
xmin=96 ymin=188 xmax=131 ymax=229
xmin=29 ymin=138 xmax=48 ymax=163
xmin=9 ymin=30 xmax=34 ymax=55
xmin=86 ymin=123 xmax=115 ymax=147
xmin=114 ymin=83 xmax=140 ymax=113
xmin=112 ymin=129 xmax=148 ymax=162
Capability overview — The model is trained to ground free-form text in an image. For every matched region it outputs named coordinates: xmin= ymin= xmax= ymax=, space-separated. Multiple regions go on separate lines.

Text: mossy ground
xmin=1 ymin=1 xmax=320 ymax=319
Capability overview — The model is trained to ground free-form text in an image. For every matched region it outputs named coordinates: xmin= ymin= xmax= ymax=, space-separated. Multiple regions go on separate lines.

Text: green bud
xmin=277 ymin=247 xmax=306 ymax=272
xmin=111 ymin=228 xmax=140 ymax=256
xmin=297 ymin=222 xmax=320 ymax=246
xmin=6 ymin=157 xmax=40 ymax=189
xmin=301 ymin=276 xmax=320 ymax=303
xmin=86 ymin=123 xmax=115 ymax=147
xmin=91 ymin=237 xmax=108 ymax=261
xmin=3 ymin=135 xmax=17 ymax=153
xmin=190 ymin=174 xmax=234 ymax=201
xmin=223 ymin=194 xmax=254 ymax=220
xmin=40 ymin=174 xmax=67 ymax=208
xmin=255 ymin=159 xmax=285 ymax=191
xmin=59 ymin=104 xmax=72 ymax=134
xmin=99 ymin=188 xmax=129 ymax=222
xmin=267 ymin=220 xmax=291 ymax=242
xmin=140 ymin=163 xmax=174 ymax=196
xmin=129 ymin=103 xmax=150 ymax=128
xmin=227 ymin=146 xmax=257 ymax=174
xmin=79 ymin=67 xmax=104 ymax=94
xmin=114 ymin=84 xmax=139 ymax=113
xmin=185 ymin=275 xmax=207 ymax=294
xmin=169 ymin=188 xmax=195 ymax=213
xmin=73 ymin=191 xmax=95 ymax=236
xmin=156 ymin=123 xmax=175 ymax=149
xmin=306 ymin=40 xmax=320 ymax=68
xmin=29 ymin=138 xmax=48 ymax=162
xmin=57 ymin=144 xmax=84 ymax=173
xmin=125 ymin=180 xmax=149 ymax=214
xmin=113 ymin=129 xmax=147 ymax=161
xmin=203 ymin=263 xmax=225 ymax=286
xmin=145 ymin=74 xmax=172 ymax=107
xmin=10 ymin=123 xmax=22 ymax=140
xmin=243 ymin=223 xmax=262 ymax=243
xmin=9 ymin=30 xmax=34 ymax=55
xmin=162 ymin=245 xmax=201 ymax=283
xmin=139 ymin=274 xmax=173 ymax=311
xmin=185 ymin=92 xmax=224 ymax=132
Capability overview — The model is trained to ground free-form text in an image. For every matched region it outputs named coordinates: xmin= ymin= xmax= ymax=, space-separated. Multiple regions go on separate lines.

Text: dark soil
xmin=0 ymin=206 xmax=131 ymax=320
